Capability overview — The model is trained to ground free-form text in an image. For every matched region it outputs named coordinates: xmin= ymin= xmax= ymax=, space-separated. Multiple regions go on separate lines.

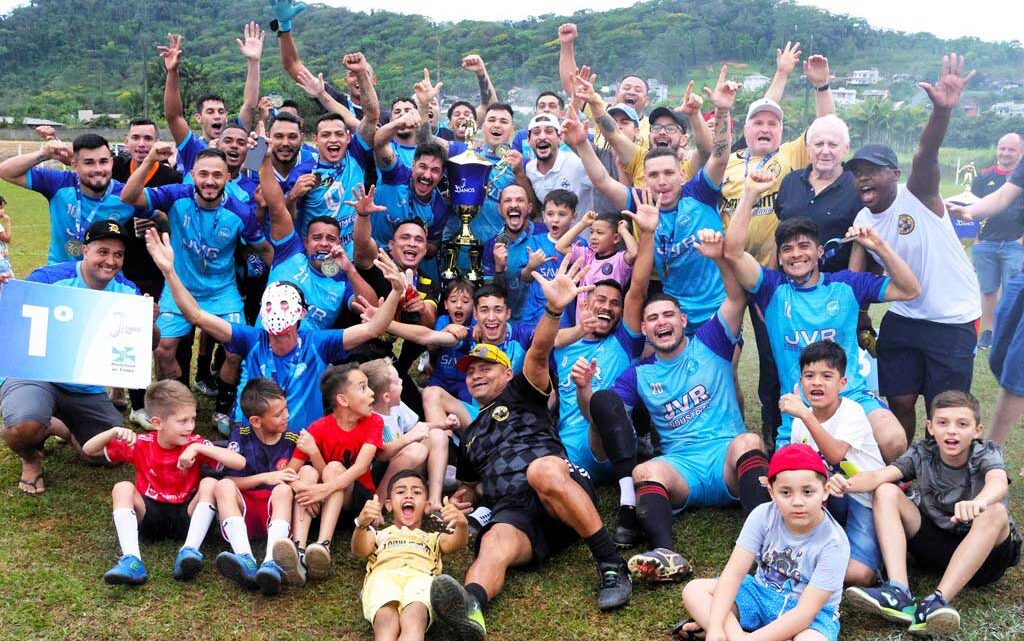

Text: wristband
xmin=814 ymin=83 xmax=830 ymax=92
xmin=270 ymin=20 xmax=292 ymax=34
xmin=544 ymin=306 xmax=562 ymax=319
xmin=353 ymin=517 xmax=370 ymax=530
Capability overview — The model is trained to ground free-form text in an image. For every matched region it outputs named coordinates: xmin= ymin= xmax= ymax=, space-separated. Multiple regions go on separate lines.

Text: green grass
xmin=0 ymin=181 xmax=1021 ymax=641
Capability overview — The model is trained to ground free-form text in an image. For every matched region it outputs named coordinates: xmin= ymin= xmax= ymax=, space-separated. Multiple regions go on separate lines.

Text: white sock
xmin=222 ymin=516 xmax=252 ymax=557
xmin=619 ymin=478 xmax=636 ymax=507
xmin=182 ymin=502 xmax=216 ymax=550
xmin=265 ymin=519 xmax=290 ymax=564
xmin=113 ymin=508 xmax=141 ymax=559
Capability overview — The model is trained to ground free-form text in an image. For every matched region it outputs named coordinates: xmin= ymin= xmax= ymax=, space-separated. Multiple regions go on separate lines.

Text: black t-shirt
xmin=775 ymin=167 xmax=863 ymax=272
xmin=972 ymin=166 xmax=1024 ymax=242
xmin=112 ymin=155 xmax=182 ymax=293
xmin=457 ymin=373 xmax=564 ymax=505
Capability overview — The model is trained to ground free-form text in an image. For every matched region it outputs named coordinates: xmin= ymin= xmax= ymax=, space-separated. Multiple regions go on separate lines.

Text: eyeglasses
xmin=651 ymin=124 xmax=682 ymax=134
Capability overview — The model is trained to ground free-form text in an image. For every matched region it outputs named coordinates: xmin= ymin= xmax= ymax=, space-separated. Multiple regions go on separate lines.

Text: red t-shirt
xmin=105 ymin=433 xmax=221 ymax=504
xmin=293 ymin=413 xmax=384 ymax=491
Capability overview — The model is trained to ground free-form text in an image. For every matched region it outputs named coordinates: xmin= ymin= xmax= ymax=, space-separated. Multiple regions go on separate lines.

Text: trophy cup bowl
xmin=442 ymin=149 xmax=494 ymax=285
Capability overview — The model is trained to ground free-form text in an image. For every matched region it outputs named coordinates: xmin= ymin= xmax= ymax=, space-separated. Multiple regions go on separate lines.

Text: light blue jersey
xmin=625 ymin=169 xmax=726 ymax=325
xmin=284 ymin=134 xmax=373 ymax=255
xmin=26 ymin=168 xmax=141 ymax=264
xmin=393 ymin=141 xmax=416 ymax=167
xmin=371 ymin=157 xmax=449 ymax=248
xmin=612 ymin=312 xmax=744 ymax=453
xmin=481 ymin=222 xmax=548 ymax=320
xmin=519 ymin=232 xmax=562 ymax=326
xmin=554 ymin=323 xmax=644 ymax=477
xmin=751 ymin=267 xmax=889 ymax=446
xmin=145 ymin=184 xmax=265 ymax=315
xmin=265 ymin=231 xmax=354 ymax=330
xmin=176 ymin=133 xmax=260 ymax=204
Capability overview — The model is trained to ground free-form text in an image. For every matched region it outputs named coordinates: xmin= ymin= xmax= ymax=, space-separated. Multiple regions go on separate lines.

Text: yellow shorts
xmin=361 ymin=568 xmax=434 ymax=624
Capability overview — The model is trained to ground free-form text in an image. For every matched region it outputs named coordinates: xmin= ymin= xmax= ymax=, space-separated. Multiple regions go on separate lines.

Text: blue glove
xmin=269 ymin=0 xmax=307 ymax=32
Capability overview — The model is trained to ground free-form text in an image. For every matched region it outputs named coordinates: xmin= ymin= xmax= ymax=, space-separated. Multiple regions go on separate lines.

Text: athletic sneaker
xmin=908 ymin=592 xmax=960 ymax=638
xmin=103 ymin=554 xmax=147 ymax=585
xmin=612 ymin=505 xmax=642 ymax=548
xmin=193 ymin=380 xmax=217 ymax=397
xmin=978 ymin=329 xmax=993 ymax=350
xmin=430 ymin=574 xmax=486 ymax=641
xmin=627 ymin=548 xmax=692 ymax=583
xmin=215 ymin=551 xmax=258 ymax=589
xmin=305 ymin=541 xmax=332 ymax=580
xmin=845 ymin=583 xmax=916 ymax=624
xmin=272 ymin=539 xmax=306 ymax=586
xmin=212 ymin=412 xmax=232 ymax=437
xmin=129 ymin=408 xmax=155 ymax=431
xmin=172 ymin=546 xmax=204 ymax=581
xmin=596 ymin=560 xmax=632 ymax=611
xmin=255 ymin=560 xmax=284 ymax=596
xmin=466 ymin=506 xmax=492 ymax=547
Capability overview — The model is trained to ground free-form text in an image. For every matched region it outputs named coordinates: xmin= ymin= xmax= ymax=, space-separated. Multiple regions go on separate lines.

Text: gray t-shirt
xmin=893 ymin=438 xmax=1009 ymax=534
xmin=736 ymin=502 xmax=850 ymax=611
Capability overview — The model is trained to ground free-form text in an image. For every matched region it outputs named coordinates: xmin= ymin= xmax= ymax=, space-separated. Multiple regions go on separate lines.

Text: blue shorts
xmin=844 ymin=388 xmax=886 ymax=416
xmin=844 ymin=497 xmax=882 ymax=571
xmin=461 ymin=400 xmax=480 ymax=422
xmin=991 ymin=270 xmax=1024 ymax=395
xmin=157 ymin=310 xmax=243 ymax=339
xmin=876 ymin=312 xmax=976 ymax=405
xmin=657 ymin=437 xmax=736 ymax=510
xmin=563 ymin=439 xmax=616 ymax=485
xmin=735 ymin=575 xmax=840 ymax=641
xmin=973 ymin=240 xmax=1024 ymax=295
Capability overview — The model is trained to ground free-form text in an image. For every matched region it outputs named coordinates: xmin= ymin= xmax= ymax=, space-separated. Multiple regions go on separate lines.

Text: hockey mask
xmin=261 ymin=281 xmax=304 ymax=335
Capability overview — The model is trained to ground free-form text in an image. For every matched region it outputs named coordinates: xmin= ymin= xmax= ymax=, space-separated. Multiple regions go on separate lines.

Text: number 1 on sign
xmin=22 ymin=304 xmax=74 ymax=357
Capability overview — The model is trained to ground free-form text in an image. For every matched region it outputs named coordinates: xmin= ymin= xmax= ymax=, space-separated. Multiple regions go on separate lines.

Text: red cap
xmin=702 ymin=111 xmax=715 ymax=122
xmin=768 ymin=444 xmax=828 ymax=481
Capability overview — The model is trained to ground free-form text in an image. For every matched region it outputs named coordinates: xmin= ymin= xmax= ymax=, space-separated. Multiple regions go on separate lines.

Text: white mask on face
xmin=261 ymin=282 xmax=304 ymax=335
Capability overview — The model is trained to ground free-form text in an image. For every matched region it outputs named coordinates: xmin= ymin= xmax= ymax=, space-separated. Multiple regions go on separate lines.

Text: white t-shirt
xmin=790 ymin=397 xmax=884 ymax=507
xmin=853 ymin=184 xmax=980 ymax=324
xmin=379 ymin=402 xmax=419 ymax=444
xmin=525 ymin=150 xmax=594 ymax=215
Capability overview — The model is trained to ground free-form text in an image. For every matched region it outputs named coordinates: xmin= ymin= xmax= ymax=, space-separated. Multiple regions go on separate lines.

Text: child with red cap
xmin=679 ymin=444 xmax=850 ymax=641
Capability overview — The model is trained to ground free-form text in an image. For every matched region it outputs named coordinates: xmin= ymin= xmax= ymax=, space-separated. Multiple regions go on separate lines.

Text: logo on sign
xmin=112 ymin=346 xmax=136 ymax=365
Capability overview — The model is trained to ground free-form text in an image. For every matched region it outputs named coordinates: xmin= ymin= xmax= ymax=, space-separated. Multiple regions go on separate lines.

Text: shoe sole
xmin=430 ymin=575 xmax=485 ymax=641
xmin=256 ymin=568 xmax=282 ymax=596
xmin=215 ymin=554 xmax=256 ymax=590
xmin=844 ymin=588 xmax=914 ymax=625
xmin=921 ymin=609 xmax=961 ymax=638
xmin=104 ymin=572 xmax=146 ymax=586
xmin=272 ymin=540 xmax=305 ymax=587
xmin=305 ymin=546 xmax=331 ymax=581
xmin=627 ymin=555 xmax=691 ymax=583
xmin=612 ymin=532 xmax=642 ymax=550
xmin=173 ymin=555 xmax=202 ymax=581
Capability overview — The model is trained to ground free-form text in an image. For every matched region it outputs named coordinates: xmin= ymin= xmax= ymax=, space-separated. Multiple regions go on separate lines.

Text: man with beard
xmin=285 ymin=53 xmax=380 ymax=252
xmin=0 ymin=135 xmax=141 ymax=264
xmin=511 ymin=92 xmax=574 ymax=162
xmin=524 ymin=113 xmax=594 ymax=215
xmin=276 ymin=101 xmax=319 ymax=164
xmin=848 ymin=54 xmax=980 ymax=443
xmin=375 ymin=98 xmax=420 ymax=168
xmin=264 ymin=111 xmax=306 ymax=185
xmin=483 ymin=185 xmax=545 ymax=320
xmin=443 ymin=101 xmax=476 ymax=143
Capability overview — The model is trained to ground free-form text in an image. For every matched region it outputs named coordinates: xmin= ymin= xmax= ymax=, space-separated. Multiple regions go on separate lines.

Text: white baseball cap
xmin=528 ymin=113 xmax=561 ymax=132
xmin=745 ymin=98 xmax=784 ymax=123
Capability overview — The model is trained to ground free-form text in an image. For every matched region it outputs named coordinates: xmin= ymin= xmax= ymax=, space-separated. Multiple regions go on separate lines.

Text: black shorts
xmin=476 ymin=459 xmax=596 ymax=563
xmin=140 ymin=497 xmax=192 ymax=541
xmin=876 ymin=312 xmax=976 ymax=404
xmin=907 ymin=507 xmax=1021 ymax=587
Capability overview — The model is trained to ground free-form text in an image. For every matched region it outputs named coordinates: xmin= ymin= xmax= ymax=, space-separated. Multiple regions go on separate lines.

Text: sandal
xmin=671 ymin=619 xmax=705 ymax=640
xmin=17 ymin=473 xmax=45 ymax=495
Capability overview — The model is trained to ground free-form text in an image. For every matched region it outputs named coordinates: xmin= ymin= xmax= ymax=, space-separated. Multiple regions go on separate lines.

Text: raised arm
xmin=554 ymin=210 xmax=593 ymax=256
xmin=696 ymin=229 xmax=746 ymax=336
xmin=158 ymin=33 xmax=191 ymax=145
xmin=701 ymin=65 xmax=738 ymax=185
xmin=270 ymin=0 xmax=310 ymax=78
xmin=236 ymin=22 xmax=265 ymax=132
xmin=527 ymin=255 xmax=594 ymax=391
xmin=723 ymin=169 xmax=775 ymax=291
xmin=342 ymin=251 xmax=405 ymax=350
xmin=462 ymin=55 xmax=497 ymax=121
xmin=576 ymin=70 xmax=640 ymax=167
xmin=844 ymin=226 xmax=921 ymax=301
xmin=620 ymin=189 xmax=658 ymax=333
xmin=347 ymin=184 xmax=384 ymax=269
xmin=121 ymin=143 xmax=174 ymax=207
xmin=345 ymin=53 xmax=379 ymax=145
xmin=804 ymin=54 xmax=835 ymax=117
xmin=908 ymin=53 xmax=975 ymax=216
xmin=0 ymin=140 xmax=70 ymax=187
xmin=764 ymin=41 xmax=802 ymax=104
xmin=677 ymin=81 xmax=711 ymax=168
xmin=259 ymin=147 xmax=294 ymax=242
xmin=413 ymin=68 xmax=449 ymax=152
xmin=295 ymin=67 xmax=360 ymax=132
xmin=951 ymin=180 xmax=1024 ymax=222
xmin=563 ymin=108 xmax=628 ymax=210
xmin=557 ymin=23 xmax=579 ymax=97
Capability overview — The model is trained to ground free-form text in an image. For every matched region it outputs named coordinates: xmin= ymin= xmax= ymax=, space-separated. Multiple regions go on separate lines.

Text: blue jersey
xmin=25 ymin=261 xmax=141 ymax=394
xmin=265 ymin=231 xmax=353 ymax=330
xmin=625 ymin=169 xmax=726 ymax=324
xmin=26 ymin=168 xmax=141 ymax=264
xmin=299 ymin=143 xmax=318 ymax=164
xmin=284 ymin=134 xmax=373 ymax=255
xmin=554 ymin=323 xmax=644 ymax=471
xmin=428 ymin=314 xmax=473 ymax=402
xmin=482 ymin=222 xmax=548 ymax=320
xmin=519 ymin=231 xmax=562 ymax=326
xmin=177 ymin=133 xmax=261 ymax=204
xmin=612 ymin=312 xmax=744 ymax=453
xmin=372 ymin=157 xmax=449 ymax=247
xmin=751 ymin=267 xmax=889 ymax=444
xmin=227 ymin=323 xmax=350 ymax=432
xmin=145 ymin=184 xmax=265 ymax=314
xmin=393 ymin=141 xmax=416 ymax=167
xmin=225 ymin=426 xmax=298 ymax=491
xmin=446 ymin=142 xmax=518 ymax=244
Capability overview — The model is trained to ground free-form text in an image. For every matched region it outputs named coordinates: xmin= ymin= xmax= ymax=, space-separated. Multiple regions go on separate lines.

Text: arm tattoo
xmin=712 ymin=110 xmax=729 ymax=158
xmin=597 ymin=113 xmax=617 ymax=137
xmin=477 ymin=74 xmax=493 ymax=105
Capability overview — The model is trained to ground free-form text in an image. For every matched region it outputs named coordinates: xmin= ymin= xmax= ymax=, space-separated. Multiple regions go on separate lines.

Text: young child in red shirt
xmin=84 ymin=380 xmax=246 ymax=585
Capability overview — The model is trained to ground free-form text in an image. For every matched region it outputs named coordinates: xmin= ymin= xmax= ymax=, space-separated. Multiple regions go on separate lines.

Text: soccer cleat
xmin=103 ymin=554 xmax=147 ymax=585
xmin=193 ymin=380 xmax=217 ymax=397
xmin=908 ymin=592 xmax=960 ymax=638
xmin=215 ymin=551 xmax=258 ymax=590
xmin=596 ymin=561 xmax=632 ymax=611
xmin=129 ymin=408 xmax=155 ymax=431
xmin=430 ymin=574 xmax=486 ymax=641
xmin=305 ymin=541 xmax=332 ymax=581
xmin=272 ymin=539 xmax=306 ymax=587
xmin=212 ymin=412 xmax=232 ymax=437
xmin=627 ymin=548 xmax=692 ymax=583
xmin=172 ymin=546 xmax=204 ymax=581
xmin=978 ymin=329 xmax=993 ymax=350
xmin=255 ymin=560 xmax=284 ymax=596
xmin=844 ymin=583 xmax=916 ymax=624
xmin=612 ymin=505 xmax=642 ymax=548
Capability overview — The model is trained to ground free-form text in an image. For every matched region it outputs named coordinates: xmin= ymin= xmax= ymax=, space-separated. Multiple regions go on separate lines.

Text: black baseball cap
xmin=847 ymin=144 xmax=899 ymax=170
xmin=84 ymin=219 xmax=131 ymax=245
xmin=648 ymin=106 xmax=687 ymax=132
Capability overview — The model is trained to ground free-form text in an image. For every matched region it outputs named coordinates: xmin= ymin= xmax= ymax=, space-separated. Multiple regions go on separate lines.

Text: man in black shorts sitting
xmin=428 ymin=256 xmax=632 ymax=641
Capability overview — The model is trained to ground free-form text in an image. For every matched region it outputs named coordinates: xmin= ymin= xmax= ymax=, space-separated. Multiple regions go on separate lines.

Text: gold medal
xmin=320 ymin=259 xmax=340 ymax=277
xmin=65 ymin=238 xmax=83 ymax=258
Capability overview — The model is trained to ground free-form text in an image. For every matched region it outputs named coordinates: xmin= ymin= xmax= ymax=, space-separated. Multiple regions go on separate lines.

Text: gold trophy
xmin=441 ymin=117 xmax=494 ymax=285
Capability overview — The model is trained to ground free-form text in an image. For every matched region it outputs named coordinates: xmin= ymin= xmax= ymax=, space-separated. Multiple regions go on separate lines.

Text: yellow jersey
xmin=364 ymin=525 xmax=443 ymax=578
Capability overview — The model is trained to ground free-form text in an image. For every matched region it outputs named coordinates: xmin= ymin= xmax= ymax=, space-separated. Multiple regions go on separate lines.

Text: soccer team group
xmin=1 ymin=3 xmax=1023 ymax=640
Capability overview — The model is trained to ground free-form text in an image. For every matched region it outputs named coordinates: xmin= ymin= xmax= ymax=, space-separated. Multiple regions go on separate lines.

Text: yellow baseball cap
xmin=456 ymin=343 xmax=512 ymax=372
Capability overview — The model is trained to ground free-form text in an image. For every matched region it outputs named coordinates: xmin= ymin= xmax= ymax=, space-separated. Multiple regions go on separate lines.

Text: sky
xmin=0 ymin=0 xmax=1018 ymax=43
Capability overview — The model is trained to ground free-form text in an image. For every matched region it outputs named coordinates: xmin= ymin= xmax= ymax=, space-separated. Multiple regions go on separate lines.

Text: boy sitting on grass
xmin=84 ymin=380 xmax=246 ymax=585
xmin=212 ymin=378 xmax=299 ymax=595
xmin=838 ymin=390 xmax=1021 ymax=638
xmin=779 ymin=341 xmax=885 ymax=587
xmin=353 ymin=470 xmax=469 ymax=641
xmin=273 ymin=363 xmax=384 ymax=585
xmin=681 ymin=444 xmax=849 ymax=641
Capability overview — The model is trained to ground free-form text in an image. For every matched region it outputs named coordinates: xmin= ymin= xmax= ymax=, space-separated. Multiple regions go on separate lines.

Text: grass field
xmin=0 ymin=181 xmax=1021 ymax=641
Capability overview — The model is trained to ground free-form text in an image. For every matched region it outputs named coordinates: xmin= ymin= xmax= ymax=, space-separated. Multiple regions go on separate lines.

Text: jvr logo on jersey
xmin=662 ymin=385 xmax=711 ymax=428
xmin=784 ymin=328 xmax=836 ymax=350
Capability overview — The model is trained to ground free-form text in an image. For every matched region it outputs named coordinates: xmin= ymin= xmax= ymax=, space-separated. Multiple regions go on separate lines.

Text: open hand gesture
xmin=236 ymin=21 xmax=265 ymax=61
xmin=373 ymin=250 xmax=406 ymax=293
xmin=345 ymin=184 xmax=386 ymax=218
xmin=621 ymin=188 xmax=660 ymax=236
xmin=561 ymin=107 xmax=590 ymax=148
xmin=158 ymin=33 xmax=183 ymax=72
xmin=525 ymin=247 xmax=555 ymax=272
xmin=414 ymin=68 xmax=443 ymax=105
xmin=295 ymin=66 xmax=326 ymax=99
xmin=703 ymin=65 xmax=738 ymax=111
xmin=803 ymin=54 xmax=830 ymax=87
xmin=775 ymin=41 xmax=802 ymax=75
xmin=270 ymin=0 xmax=308 ymax=24
xmin=920 ymin=53 xmax=975 ymax=110
xmin=534 ymin=254 xmax=593 ymax=313
xmin=573 ymin=67 xmax=598 ymax=104
xmin=144 ymin=228 xmax=175 ymax=275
